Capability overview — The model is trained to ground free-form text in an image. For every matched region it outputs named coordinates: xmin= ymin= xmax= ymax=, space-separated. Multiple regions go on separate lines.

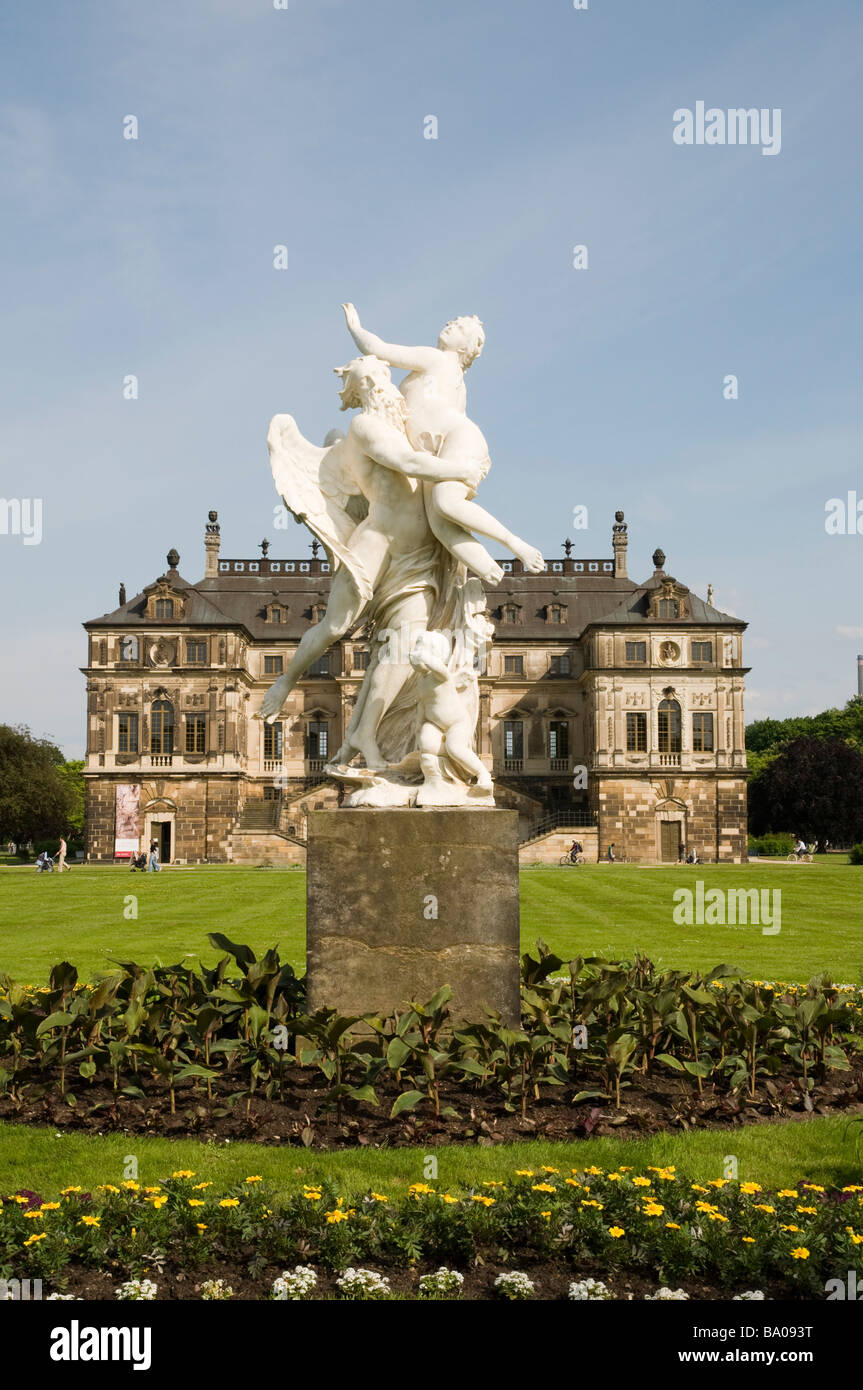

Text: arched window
xmin=155 ymin=598 xmax=174 ymax=619
xmin=150 ymin=698 xmax=174 ymax=754
xmin=657 ymin=698 xmax=681 ymax=753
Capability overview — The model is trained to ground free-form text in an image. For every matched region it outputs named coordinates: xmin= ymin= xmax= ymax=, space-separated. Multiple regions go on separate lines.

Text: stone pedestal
xmin=306 ymin=808 xmax=520 ymax=1025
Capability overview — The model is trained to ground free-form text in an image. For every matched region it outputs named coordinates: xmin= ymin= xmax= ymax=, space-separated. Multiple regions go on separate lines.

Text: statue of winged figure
xmin=260 ymin=307 xmax=544 ymax=805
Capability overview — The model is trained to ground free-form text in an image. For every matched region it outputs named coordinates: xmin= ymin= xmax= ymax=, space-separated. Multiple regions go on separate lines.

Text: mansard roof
xmin=583 ymin=570 xmax=746 ymax=630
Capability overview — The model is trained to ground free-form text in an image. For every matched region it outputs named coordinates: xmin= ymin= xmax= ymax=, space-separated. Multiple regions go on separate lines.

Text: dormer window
xmin=546 ymin=603 xmax=566 ymax=624
xmin=657 ymin=599 xmax=679 ymax=619
xmin=155 ymin=598 xmax=174 ymax=619
xmin=266 ymin=604 xmax=286 ymax=623
xmin=501 ymin=604 xmax=521 ymax=624
xmin=311 ymin=605 xmax=326 ymax=623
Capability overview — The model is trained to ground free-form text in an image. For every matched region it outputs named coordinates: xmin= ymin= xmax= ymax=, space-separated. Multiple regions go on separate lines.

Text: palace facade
xmin=82 ymin=510 xmax=749 ymax=864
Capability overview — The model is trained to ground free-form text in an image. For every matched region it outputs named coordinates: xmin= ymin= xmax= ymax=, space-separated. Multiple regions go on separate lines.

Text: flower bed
xmin=1 ymin=941 xmax=861 ymax=1148
xmin=2 ymin=1166 xmax=861 ymax=1300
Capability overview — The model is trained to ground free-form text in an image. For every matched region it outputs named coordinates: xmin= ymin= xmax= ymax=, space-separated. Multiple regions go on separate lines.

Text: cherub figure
xmin=409 ymin=629 xmax=493 ymax=802
xmin=342 ymin=303 xmax=544 ymax=583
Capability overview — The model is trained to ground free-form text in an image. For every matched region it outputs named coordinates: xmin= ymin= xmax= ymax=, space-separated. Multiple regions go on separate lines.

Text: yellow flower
xmin=121 ymin=1181 xmax=140 ymax=1192
xmin=514 ymin=1170 xmax=535 ymax=1178
xmin=149 ymin=1196 xmax=167 ymax=1210
xmin=740 ymin=1183 xmax=762 ymax=1195
xmin=541 ymin=1166 xmax=560 ymax=1174
xmin=24 ymin=1210 xmax=44 ymax=1220
xmin=777 ymin=1190 xmax=799 ymax=1199
xmin=245 ymin=1176 xmax=263 ymax=1184
xmin=632 ymin=1177 xmax=651 ymax=1188
xmin=800 ymin=1184 xmax=824 ymax=1192
xmin=754 ymin=1204 xmax=775 ymax=1214
xmin=796 ymin=1206 xmax=817 ymax=1215
xmin=708 ymin=1213 xmax=729 ymax=1223
xmin=441 ymin=1194 xmax=458 ymax=1205
xmin=23 ymin=1233 xmax=47 ymax=1246
xmin=143 ymin=1186 xmax=161 ymax=1195
xmin=691 ymin=1184 xmax=707 ymax=1194
xmin=619 ymin=1166 xmax=633 ymax=1173
xmin=60 ymin=1186 xmax=82 ymax=1195
xmin=841 ymin=1185 xmax=863 ymax=1193
xmin=369 ymin=1192 xmax=388 ymax=1203
xmin=79 ymin=1216 xmax=100 ymax=1227
xmin=188 ymin=1199 xmax=205 ymax=1208
xmin=780 ymin=1224 xmax=801 ymax=1233
xmin=665 ymin=1222 xmax=681 ymax=1230
xmin=531 ymin=1183 xmax=556 ymax=1194
xmin=303 ymin=1191 xmax=322 ymax=1201
xmin=326 ymin=1209 xmax=349 ymax=1224
xmin=695 ymin=1202 xmax=719 ymax=1214
xmin=585 ymin=1166 xmax=604 ymax=1177
xmin=192 ymin=1182 xmax=211 ymax=1191
xmin=541 ymin=1211 xmax=551 ymax=1220
xmin=790 ymin=1247 xmax=809 ymax=1260
xmin=196 ymin=1223 xmax=207 ymax=1232
xmin=607 ymin=1173 xmax=621 ymax=1182
xmin=471 ymin=1195 xmax=495 ymax=1207
xmin=172 ymin=1170 xmax=196 ymax=1179
xmin=707 ymin=1179 xmax=728 ymax=1189
xmin=565 ymin=1179 xmax=581 ymax=1189
xmin=482 ymin=1181 xmax=504 ymax=1188
xmin=219 ymin=1199 xmax=240 ymax=1209
xmin=847 ymin=1232 xmax=863 ymax=1246
xmin=608 ymin=1226 xmax=625 ymax=1238
xmin=643 ymin=1203 xmax=664 ymax=1217
xmin=581 ymin=1200 xmax=603 ymax=1210
xmin=96 ymin=1185 xmax=119 ymax=1195
xmin=408 ymin=1183 xmax=434 ymax=1196
xmin=742 ymin=1237 xmax=755 ymax=1244
xmin=40 ymin=1203 xmax=60 ymax=1212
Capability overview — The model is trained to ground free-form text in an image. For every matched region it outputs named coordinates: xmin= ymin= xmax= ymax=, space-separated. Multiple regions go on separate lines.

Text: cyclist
xmin=569 ymin=839 xmax=583 ymax=864
xmin=794 ymin=835 xmax=807 ymax=860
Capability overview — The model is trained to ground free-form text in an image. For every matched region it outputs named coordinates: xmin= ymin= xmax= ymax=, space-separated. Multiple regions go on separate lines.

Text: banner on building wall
xmin=114 ymin=784 xmax=140 ymax=858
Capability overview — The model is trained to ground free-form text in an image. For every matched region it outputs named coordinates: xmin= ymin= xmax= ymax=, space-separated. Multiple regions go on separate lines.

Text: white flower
xmin=733 ymin=1290 xmax=766 ymax=1301
xmin=646 ymin=1287 xmax=691 ymax=1301
xmin=568 ymin=1277 xmax=611 ymax=1301
xmin=335 ymin=1268 xmax=391 ymax=1301
xmin=200 ymin=1278 xmax=234 ymax=1300
xmin=271 ymin=1266 xmax=318 ymax=1301
xmin=494 ymin=1271 xmax=535 ymax=1300
xmin=115 ymin=1278 xmax=158 ymax=1301
xmin=418 ymin=1268 xmax=465 ymax=1299
xmin=46 ymin=1293 xmax=82 ymax=1301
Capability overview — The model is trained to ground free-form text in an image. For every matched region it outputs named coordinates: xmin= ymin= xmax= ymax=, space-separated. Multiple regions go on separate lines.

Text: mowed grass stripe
xmin=0 ymin=860 xmax=860 ymax=985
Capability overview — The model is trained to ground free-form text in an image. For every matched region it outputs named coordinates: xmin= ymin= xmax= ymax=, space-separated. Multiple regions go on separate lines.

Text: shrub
xmin=849 ymin=844 xmax=863 ymax=865
xmin=494 ymin=1271 xmax=535 ymax=1300
xmin=418 ymin=1267 xmax=465 ymax=1299
xmin=271 ymin=1267 xmax=318 ymax=1300
xmin=747 ymin=833 xmax=794 ymax=858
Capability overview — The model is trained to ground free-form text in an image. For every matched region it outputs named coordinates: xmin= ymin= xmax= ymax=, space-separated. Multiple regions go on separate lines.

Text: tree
xmin=748 ymin=737 xmax=863 ymax=845
xmin=58 ymin=760 xmax=85 ymax=839
xmin=0 ymin=725 xmax=77 ymax=843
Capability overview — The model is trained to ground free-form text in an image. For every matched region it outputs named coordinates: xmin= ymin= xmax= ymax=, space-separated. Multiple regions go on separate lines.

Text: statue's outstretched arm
xmin=342 ymin=303 xmax=439 ymax=372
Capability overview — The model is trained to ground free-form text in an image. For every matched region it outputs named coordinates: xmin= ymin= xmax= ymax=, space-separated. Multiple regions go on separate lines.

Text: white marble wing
xmin=267 ymin=413 xmax=372 ymax=601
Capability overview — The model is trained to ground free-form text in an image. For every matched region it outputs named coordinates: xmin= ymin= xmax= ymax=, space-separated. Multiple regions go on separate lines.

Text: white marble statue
xmin=260 ymin=304 xmax=545 ymax=806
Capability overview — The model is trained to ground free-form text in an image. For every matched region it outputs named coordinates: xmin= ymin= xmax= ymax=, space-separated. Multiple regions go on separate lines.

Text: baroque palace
xmin=82 ymin=510 xmax=749 ymax=864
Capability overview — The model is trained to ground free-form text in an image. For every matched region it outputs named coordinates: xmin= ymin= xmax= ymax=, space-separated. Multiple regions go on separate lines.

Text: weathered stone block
xmin=306 ymin=808 xmax=520 ymax=1025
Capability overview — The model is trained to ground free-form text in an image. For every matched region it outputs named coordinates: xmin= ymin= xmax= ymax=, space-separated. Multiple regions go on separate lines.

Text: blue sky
xmin=1 ymin=0 xmax=861 ymax=756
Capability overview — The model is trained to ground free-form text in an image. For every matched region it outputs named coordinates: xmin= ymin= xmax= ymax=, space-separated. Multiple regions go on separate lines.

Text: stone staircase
xmin=229 ymin=798 xmax=306 ymax=865
xmin=519 ymin=825 xmax=599 ymax=865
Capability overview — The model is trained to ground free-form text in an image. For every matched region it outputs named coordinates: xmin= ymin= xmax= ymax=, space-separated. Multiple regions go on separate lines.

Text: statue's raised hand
xmin=342 ymin=302 xmax=361 ymax=334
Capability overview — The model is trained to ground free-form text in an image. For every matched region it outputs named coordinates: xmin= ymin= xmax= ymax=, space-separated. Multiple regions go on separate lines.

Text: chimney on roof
xmin=205 ymin=510 xmax=221 ymax=578
xmin=858 ymin=655 xmax=863 ymax=698
xmin=612 ymin=510 xmax=628 ymax=578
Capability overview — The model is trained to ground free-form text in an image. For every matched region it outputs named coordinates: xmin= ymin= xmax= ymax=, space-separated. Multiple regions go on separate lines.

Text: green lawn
xmin=0 ymin=859 xmax=860 ymax=986
xmin=1 ymin=1116 xmax=860 ymax=1198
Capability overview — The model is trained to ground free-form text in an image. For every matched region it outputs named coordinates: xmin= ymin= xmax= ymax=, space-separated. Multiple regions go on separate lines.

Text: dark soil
xmin=46 ymin=1256 xmax=795 ymax=1302
xmin=3 ymin=1062 xmax=862 ymax=1149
